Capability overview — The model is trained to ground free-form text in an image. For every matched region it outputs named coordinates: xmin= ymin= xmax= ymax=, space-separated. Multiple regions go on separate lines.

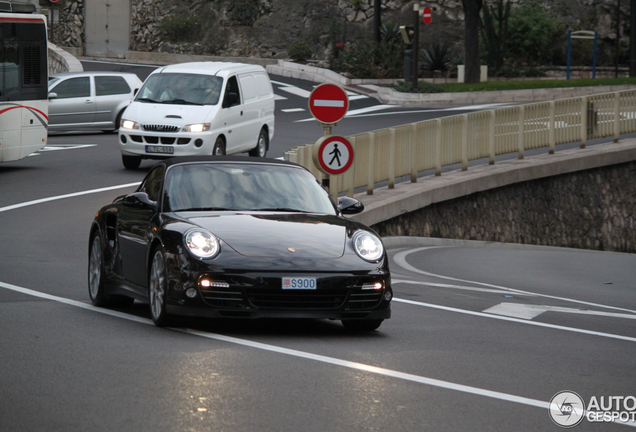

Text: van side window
xmin=254 ymin=73 xmax=273 ymax=98
xmin=222 ymin=76 xmax=241 ymax=108
xmin=238 ymin=74 xmax=256 ymax=102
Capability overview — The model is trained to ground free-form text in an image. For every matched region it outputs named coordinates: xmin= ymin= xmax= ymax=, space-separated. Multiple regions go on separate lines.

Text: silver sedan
xmin=48 ymin=72 xmax=143 ymax=133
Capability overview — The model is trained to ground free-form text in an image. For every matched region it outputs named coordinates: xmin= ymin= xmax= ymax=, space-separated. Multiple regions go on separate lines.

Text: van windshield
xmin=135 ymin=73 xmax=223 ymax=105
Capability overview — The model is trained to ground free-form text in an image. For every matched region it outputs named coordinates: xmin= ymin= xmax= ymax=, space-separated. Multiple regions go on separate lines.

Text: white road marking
xmin=281 ymin=108 xmax=305 ymax=113
xmin=484 ymin=302 xmax=636 ymax=321
xmin=296 ymin=104 xmax=400 ymax=122
xmin=393 ymin=247 xmax=636 ymax=315
xmin=393 ymin=297 xmax=636 ymax=343
xmin=0 ymin=280 xmax=549 ymax=412
xmin=393 ymin=279 xmax=535 ymax=296
xmin=2 ymin=279 xmax=636 ymax=427
xmin=274 ymin=94 xmax=288 ymax=101
xmin=38 ymin=145 xmax=98 ymax=151
xmin=276 ymin=85 xmax=311 ymax=98
xmin=0 ymin=182 xmax=140 ymax=214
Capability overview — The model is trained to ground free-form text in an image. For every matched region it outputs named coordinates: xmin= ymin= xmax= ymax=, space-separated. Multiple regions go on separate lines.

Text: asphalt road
xmin=0 ymin=64 xmax=635 ymax=431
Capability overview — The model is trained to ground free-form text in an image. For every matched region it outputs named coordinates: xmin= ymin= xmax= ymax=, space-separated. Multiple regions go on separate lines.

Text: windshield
xmin=135 ymin=73 xmax=223 ymax=105
xmin=163 ymin=163 xmax=336 ymax=215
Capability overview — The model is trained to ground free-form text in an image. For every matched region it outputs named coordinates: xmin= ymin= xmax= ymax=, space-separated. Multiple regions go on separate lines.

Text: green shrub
xmin=390 ymin=80 xmax=446 ymax=94
xmin=288 ymin=41 xmax=312 ymax=62
xmin=422 ymin=43 xmax=456 ymax=77
xmin=227 ymin=0 xmax=260 ymax=26
xmin=160 ymin=15 xmax=201 ymax=43
xmin=331 ymin=24 xmax=404 ymax=79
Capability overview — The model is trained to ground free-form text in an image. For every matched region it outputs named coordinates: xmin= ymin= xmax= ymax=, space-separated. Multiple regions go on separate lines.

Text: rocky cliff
xmin=53 ymin=0 xmax=626 ymax=63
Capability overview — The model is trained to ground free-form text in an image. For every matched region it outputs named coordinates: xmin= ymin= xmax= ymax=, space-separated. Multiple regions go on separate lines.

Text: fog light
xmin=194 ymin=139 xmax=203 ymax=148
xmin=384 ymin=290 xmax=393 ymax=301
xmin=120 ymin=135 xmax=127 ymax=144
xmin=362 ymin=282 xmax=384 ymax=290
xmin=185 ymin=288 xmax=198 ymax=298
xmin=200 ymin=279 xmax=229 ymax=289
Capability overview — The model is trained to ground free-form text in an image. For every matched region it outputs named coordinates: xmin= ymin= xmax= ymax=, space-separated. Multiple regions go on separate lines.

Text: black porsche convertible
xmin=88 ymin=156 xmax=392 ymax=330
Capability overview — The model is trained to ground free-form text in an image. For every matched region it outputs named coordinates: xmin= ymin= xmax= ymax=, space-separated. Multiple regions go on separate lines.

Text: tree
xmin=462 ymin=0 xmax=484 ymax=83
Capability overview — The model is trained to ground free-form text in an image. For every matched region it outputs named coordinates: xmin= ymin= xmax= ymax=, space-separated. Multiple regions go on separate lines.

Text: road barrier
xmin=284 ymin=90 xmax=636 ymax=200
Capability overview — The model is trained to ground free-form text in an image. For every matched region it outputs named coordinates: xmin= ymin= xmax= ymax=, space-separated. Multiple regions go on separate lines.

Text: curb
xmin=266 ymin=60 xmax=636 ymax=107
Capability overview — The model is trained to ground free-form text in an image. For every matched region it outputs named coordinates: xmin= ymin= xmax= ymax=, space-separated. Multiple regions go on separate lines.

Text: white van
xmin=118 ymin=62 xmax=275 ymax=169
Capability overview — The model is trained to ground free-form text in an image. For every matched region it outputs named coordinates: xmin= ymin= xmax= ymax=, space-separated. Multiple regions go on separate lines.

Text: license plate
xmin=145 ymin=145 xmax=174 ymax=154
xmin=282 ymin=277 xmax=317 ymax=290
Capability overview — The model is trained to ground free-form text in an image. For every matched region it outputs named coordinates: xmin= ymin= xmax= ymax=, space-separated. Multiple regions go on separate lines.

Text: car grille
xmin=141 ymin=124 xmax=180 ymax=132
xmin=130 ymin=135 xmax=191 ymax=145
xmin=248 ymin=289 xmax=347 ymax=310
xmin=199 ymin=276 xmax=384 ymax=311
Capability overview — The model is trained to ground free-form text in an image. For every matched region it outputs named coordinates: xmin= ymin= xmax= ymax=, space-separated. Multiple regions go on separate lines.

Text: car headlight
xmin=185 ymin=229 xmax=220 ymax=259
xmin=182 ymin=123 xmax=211 ymax=133
xmin=121 ymin=119 xmax=139 ymax=130
xmin=353 ymin=231 xmax=384 ymax=262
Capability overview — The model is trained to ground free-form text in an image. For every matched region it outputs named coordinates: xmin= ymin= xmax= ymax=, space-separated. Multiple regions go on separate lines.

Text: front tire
xmin=88 ymin=233 xmax=108 ymax=306
xmin=213 ymin=137 xmax=226 ymax=156
xmin=248 ymin=128 xmax=268 ymax=157
xmin=341 ymin=319 xmax=384 ymax=331
xmin=149 ymin=247 xmax=171 ymax=327
xmin=88 ymin=233 xmax=133 ymax=307
xmin=122 ymin=155 xmax=141 ymax=170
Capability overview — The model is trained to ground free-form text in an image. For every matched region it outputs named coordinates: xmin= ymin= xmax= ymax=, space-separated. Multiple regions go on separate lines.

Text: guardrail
xmin=284 ymin=89 xmax=636 ymax=200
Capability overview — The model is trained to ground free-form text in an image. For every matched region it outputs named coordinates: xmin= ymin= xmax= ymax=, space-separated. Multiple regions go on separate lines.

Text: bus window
xmin=0 ymin=38 xmax=19 ymax=100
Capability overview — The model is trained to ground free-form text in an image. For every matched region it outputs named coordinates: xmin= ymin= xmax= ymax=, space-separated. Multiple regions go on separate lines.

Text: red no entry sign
xmin=422 ymin=6 xmax=432 ymax=25
xmin=312 ymin=135 xmax=354 ymax=176
xmin=308 ymin=84 xmax=349 ymax=125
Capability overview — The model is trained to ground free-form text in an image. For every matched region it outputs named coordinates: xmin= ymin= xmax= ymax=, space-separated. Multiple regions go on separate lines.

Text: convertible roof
xmin=156 ymin=156 xmax=302 ymax=169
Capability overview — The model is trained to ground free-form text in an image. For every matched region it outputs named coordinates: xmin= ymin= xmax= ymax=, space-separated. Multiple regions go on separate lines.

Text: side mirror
xmin=337 ymin=196 xmax=364 ymax=215
xmin=223 ymin=92 xmax=239 ymax=108
xmin=122 ymin=192 xmax=157 ymax=210
xmin=48 ymin=92 xmax=58 ymax=99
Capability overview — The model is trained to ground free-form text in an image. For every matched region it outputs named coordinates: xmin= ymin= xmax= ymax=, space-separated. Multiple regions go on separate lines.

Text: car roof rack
xmin=0 ymin=1 xmax=37 ymax=13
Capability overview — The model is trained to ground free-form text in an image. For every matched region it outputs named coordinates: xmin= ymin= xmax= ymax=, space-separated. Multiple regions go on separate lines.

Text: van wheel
xmin=213 ymin=137 xmax=226 ymax=156
xmin=122 ymin=155 xmax=141 ymax=170
xmin=249 ymin=128 xmax=268 ymax=158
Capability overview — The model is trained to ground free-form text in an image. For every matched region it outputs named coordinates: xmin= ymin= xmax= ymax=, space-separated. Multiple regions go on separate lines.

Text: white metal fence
xmin=284 ymin=89 xmax=636 ymax=200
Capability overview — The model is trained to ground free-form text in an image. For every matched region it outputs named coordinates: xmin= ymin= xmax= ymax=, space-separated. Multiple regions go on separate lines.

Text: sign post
xmin=308 ymin=84 xmax=351 ymax=194
xmin=312 ymin=135 xmax=354 ymax=177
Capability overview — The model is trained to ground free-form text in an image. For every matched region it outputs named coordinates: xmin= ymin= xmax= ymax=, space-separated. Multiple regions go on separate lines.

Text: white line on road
xmin=392 ymin=297 xmax=636 ymax=343
xmin=484 ymin=302 xmax=636 ymax=321
xmin=2 ymin=280 xmax=635 ymax=428
xmin=393 ymin=247 xmax=636 ymax=315
xmin=0 ymin=182 xmax=140 ymax=214
xmin=0 ymin=281 xmax=549 ymax=411
xmin=38 ymin=145 xmax=98 ymax=151
xmin=393 ymin=279 xmax=535 ymax=296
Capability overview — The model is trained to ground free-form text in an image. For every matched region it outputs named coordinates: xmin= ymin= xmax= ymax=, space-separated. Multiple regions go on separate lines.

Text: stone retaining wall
xmin=372 ymin=161 xmax=636 ymax=253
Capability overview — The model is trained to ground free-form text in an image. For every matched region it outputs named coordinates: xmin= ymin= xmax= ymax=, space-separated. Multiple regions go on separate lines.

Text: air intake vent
xmin=142 ymin=124 xmax=179 ymax=132
xmin=22 ymin=45 xmax=41 ymax=86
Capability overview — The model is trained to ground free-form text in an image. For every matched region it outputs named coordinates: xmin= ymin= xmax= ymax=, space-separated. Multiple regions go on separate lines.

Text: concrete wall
xmin=372 ymin=160 xmax=636 ymax=253
xmin=47 ymin=43 xmax=83 ymax=74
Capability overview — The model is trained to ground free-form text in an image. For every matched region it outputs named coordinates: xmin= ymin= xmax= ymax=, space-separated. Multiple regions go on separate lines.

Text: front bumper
xmin=165 ymin=272 xmax=392 ymax=320
xmin=118 ymin=130 xmax=214 ymax=158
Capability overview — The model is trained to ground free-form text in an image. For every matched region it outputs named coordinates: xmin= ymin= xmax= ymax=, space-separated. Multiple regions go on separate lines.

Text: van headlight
xmin=353 ymin=231 xmax=384 ymax=262
xmin=183 ymin=123 xmax=211 ymax=133
xmin=121 ymin=119 xmax=139 ymax=130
